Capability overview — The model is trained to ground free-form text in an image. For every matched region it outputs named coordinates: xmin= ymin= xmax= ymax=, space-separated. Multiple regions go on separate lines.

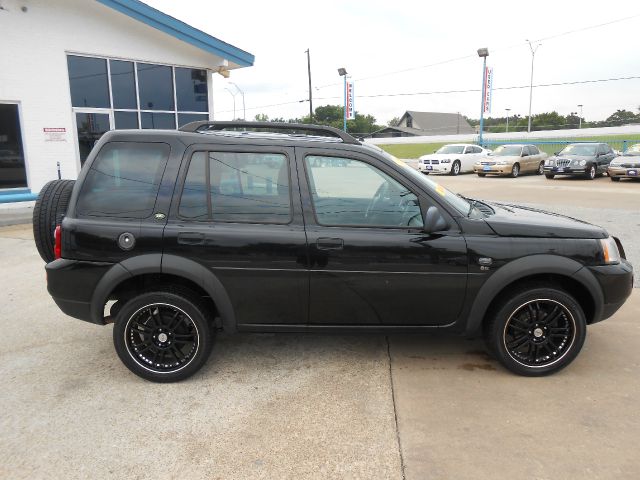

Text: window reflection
xmin=0 ymin=104 xmax=27 ymax=188
xmin=67 ymin=56 xmax=110 ymax=108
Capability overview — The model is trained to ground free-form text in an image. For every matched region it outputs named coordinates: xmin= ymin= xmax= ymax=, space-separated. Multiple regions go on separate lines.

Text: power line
xmin=215 ymin=75 xmax=640 ymax=114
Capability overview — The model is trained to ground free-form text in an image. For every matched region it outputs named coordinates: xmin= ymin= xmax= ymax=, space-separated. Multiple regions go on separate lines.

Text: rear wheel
xmin=545 ymin=174 xmax=555 ymax=179
xmin=585 ymin=164 xmax=596 ymax=180
xmin=510 ymin=163 xmax=520 ymax=178
xmin=483 ymin=286 xmax=586 ymax=376
xmin=450 ymin=160 xmax=461 ymax=176
xmin=32 ymin=179 xmax=75 ymax=263
xmin=113 ymin=290 xmax=214 ymax=382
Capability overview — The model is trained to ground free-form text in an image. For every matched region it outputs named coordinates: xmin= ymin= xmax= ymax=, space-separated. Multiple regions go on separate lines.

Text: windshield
xmin=625 ymin=144 xmax=640 ymax=155
xmin=559 ymin=144 xmax=597 ymax=156
xmin=435 ymin=145 xmax=465 ymax=155
xmin=493 ymin=145 xmax=522 ymax=156
xmin=365 ymin=145 xmax=471 ymax=215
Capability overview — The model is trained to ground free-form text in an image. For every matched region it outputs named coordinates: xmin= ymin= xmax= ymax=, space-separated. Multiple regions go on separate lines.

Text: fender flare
xmin=89 ymin=254 xmax=236 ymax=332
xmin=463 ymin=254 xmax=604 ymax=336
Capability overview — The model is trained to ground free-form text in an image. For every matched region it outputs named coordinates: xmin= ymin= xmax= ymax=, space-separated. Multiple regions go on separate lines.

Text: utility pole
xmin=578 ymin=104 xmax=583 ymax=129
xmin=505 ymin=108 xmax=511 ymax=133
xmin=305 ymin=49 xmax=313 ymax=122
xmin=526 ymin=39 xmax=541 ymax=133
xmin=224 ymin=87 xmax=236 ymax=119
xmin=457 ymin=112 xmax=460 ymax=134
xmin=476 ymin=48 xmax=489 ymax=145
xmin=229 ymin=82 xmax=245 ymax=120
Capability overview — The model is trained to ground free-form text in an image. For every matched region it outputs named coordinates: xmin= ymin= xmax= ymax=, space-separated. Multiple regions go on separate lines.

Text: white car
xmin=418 ymin=144 xmax=491 ymax=175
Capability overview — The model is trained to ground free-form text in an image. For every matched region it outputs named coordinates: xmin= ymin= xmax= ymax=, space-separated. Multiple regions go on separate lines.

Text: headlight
xmin=545 ymin=159 xmax=555 ymax=166
xmin=573 ymin=159 xmax=586 ymax=166
xmin=599 ymin=237 xmax=621 ymax=264
xmin=610 ymin=162 xmax=621 ymax=167
xmin=496 ymin=160 xmax=508 ymax=165
xmin=441 ymin=159 xmax=451 ymax=164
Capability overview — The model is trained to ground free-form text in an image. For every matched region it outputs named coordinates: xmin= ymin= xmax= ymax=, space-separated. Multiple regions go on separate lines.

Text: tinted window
xmin=305 ymin=155 xmax=422 ymax=227
xmin=175 ymin=68 xmax=208 ymax=112
xmin=141 ymin=112 xmax=175 ymax=129
xmin=114 ymin=111 xmax=139 ymax=129
xmin=528 ymin=145 xmax=540 ymax=155
xmin=178 ymin=113 xmax=209 ymax=128
xmin=179 ymin=152 xmax=291 ymax=223
xmin=67 ymin=56 xmax=110 ymax=108
xmin=0 ymin=104 xmax=27 ymax=188
xmin=137 ymin=63 xmax=174 ymax=111
xmin=76 ymin=142 xmax=169 ymax=218
xmin=110 ymin=60 xmax=137 ymax=109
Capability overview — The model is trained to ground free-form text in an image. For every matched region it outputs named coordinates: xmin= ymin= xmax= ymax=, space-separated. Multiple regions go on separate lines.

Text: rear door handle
xmin=316 ymin=237 xmax=344 ymax=250
xmin=177 ymin=232 xmax=205 ymax=245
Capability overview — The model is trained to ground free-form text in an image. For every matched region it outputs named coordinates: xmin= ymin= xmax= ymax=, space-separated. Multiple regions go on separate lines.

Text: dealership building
xmin=0 ymin=0 xmax=254 ymax=203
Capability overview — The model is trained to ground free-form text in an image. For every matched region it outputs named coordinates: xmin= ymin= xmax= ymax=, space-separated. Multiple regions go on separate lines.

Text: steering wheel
xmin=365 ymin=182 xmax=390 ymax=220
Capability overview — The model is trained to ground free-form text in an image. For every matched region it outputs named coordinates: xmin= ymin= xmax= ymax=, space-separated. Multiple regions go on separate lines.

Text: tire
xmin=510 ymin=163 xmax=520 ymax=178
xmin=113 ymin=290 xmax=214 ymax=382
xmin=610 ymin=177 xmax=621 ymax=182
xmin=422 ymin=171 xmax=430 ymax=175
xmin=477 ymin=173 xmax=486 ymax=177
xmin=483 ymin=285 xmax=587 ymax=376
xmin=545 ymin=174 xmax=555 ymax=179
xmin=537 ymin=162 xmax=545 ymax=175
xmin=450 ymin=160 xmax=461 ymax=176
xmin=585 ymin=164 xmax=596 ymax=180
xmin=32 ymin=179 xmax=75 ymax=263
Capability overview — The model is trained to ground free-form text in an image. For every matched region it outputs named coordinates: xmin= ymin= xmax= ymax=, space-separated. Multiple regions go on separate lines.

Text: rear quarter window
xmin=76 ymin=142 xmax=170 ymax=218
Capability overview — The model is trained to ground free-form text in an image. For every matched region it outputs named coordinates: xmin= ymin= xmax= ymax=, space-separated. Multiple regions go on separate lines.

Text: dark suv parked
xmin=35 ymin=122 xmax=633 ymax=382
xmin=543 ymin=143 xmax=616 ymax=179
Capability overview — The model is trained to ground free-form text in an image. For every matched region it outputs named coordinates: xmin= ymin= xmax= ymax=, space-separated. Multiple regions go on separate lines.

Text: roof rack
xmin=179 ymin=121 xmax=361 ymax=145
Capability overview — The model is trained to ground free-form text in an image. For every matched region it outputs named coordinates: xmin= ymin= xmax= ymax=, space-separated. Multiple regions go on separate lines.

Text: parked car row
xmin=418 ymin=142 xmax=640 ymax=181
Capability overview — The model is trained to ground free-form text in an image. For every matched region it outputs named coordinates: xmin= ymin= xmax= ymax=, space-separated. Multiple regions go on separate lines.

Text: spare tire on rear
xmin=32 ymin=179 xmax=75 ymax=263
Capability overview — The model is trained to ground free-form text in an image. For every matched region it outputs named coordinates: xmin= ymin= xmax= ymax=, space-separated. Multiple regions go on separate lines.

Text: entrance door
xmin=0 ymin=103 xmax=27 ymax=188
xmin=74 ymin=110 xmax=112 ymax=165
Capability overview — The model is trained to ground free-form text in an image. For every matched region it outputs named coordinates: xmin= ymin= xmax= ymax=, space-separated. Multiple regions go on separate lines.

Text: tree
xmin=605 ymin=109 xmax=638 ymax=126
xmin=254 ymin=113 xmax=269 ymax=122
xmin=388 ymin=117 xmax=401 ymax=127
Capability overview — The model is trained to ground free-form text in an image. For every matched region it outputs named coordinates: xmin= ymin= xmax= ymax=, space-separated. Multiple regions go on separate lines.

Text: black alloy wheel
xmin=484 ymin=286 xmax=586 ymax=376
xmin=113 ymin=290 xmax=213 ymax=382
xmin=450 ymin=160 xmax=461 ymax=176
xmin=586 ymin=164 xmax=596 ymax=180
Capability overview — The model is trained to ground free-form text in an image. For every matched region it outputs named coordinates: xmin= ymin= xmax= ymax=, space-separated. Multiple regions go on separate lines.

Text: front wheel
xmin=537 ymin=162 xmax=545 ymax=175
xmin=477 ymin=173 xmax=486 ymax=177
xmin=113 ymin=290 xmax=214 ymax=382
xmin=545 ymin=174 xmax=555 ymax=179
xmin=610 ymin=176 xmax=620 ymax=182
xmin=450 ymin=160 xmax=461 ymax=176
xmin=585 ymin=164 xmax=596 ymax=180
xmin=483 ymin=286 xmax=586 ymax=376
xmin=510 ymin=163 xmax=520 ymax=178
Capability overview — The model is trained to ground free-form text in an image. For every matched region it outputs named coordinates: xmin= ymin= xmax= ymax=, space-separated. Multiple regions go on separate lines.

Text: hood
xmin=483 ymin=202 xmax=607 ymax=239
xmin=483 ymin=155 xmax=520 ymax=163
xmin=419 ymin=153 xmax=462 ymax=160
xmin=551 ymin=154 xmax=595 ymax=162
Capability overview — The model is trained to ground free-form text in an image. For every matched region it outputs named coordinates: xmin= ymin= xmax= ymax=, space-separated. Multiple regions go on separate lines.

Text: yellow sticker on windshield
xmin=435 ymin=184 xmax=446 ymax=196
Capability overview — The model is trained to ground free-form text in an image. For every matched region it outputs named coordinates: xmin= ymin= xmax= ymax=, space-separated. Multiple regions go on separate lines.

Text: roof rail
xmin=179 ymin=121 xmax=361 ymax=145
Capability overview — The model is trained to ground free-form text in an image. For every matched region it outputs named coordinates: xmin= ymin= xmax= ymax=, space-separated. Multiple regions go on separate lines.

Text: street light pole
xmin=229 ymin=82 xmax=245 ymax=120
xmin=526 ymin=39 xmax=541 ymax=133
xmin=505 ymin=108 xmax=511 ymax=133
xmin=224 ymin=87 xmax=236 ymax=119
xmin=338 ymin=67 xmax=348 ymax=132
xmin=578 ymin=104 xmax=583 ymax=129
xmin=305 ymin=49 xmax=313 ymax=122
xmin=477 ymin=48 xmax=489 ymax=146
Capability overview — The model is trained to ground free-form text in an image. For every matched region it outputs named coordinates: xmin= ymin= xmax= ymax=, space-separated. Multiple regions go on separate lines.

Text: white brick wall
xmin=0 ymin=0 xmax=228 ymax=193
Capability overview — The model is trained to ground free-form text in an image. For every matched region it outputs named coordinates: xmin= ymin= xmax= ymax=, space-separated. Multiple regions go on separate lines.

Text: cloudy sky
xmin=147 ymin=0 xmax=639 ymax=125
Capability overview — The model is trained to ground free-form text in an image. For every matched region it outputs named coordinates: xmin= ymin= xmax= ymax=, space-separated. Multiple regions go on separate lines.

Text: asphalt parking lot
xmin=1 ymin=173 xmax=639 ymax=480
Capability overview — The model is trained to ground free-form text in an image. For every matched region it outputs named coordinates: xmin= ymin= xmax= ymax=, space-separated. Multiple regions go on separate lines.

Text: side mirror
xmin=423 ymin=206 xmax=449 ymax=233
xmin=553 ymin=152 xmax=559 ymax=156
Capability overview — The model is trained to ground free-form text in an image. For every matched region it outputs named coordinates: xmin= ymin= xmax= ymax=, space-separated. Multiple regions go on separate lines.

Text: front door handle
xmin=316 ymin=237 xmax=344 ymax=250
xmin=177 ymin=232 xmax=205 ymax=245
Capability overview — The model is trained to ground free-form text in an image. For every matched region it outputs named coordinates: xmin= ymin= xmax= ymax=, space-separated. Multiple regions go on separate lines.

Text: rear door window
xmin=76 ymin=142 xmax=169 ymax=218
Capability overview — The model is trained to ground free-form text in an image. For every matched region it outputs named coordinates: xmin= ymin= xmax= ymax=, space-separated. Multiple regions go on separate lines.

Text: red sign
xmin=345 ymin=81 xmax=355 ymax=120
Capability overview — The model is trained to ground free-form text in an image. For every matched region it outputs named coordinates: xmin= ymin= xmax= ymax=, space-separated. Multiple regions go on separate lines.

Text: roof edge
xmin=95 ymin=0 xmax=255 ymax=67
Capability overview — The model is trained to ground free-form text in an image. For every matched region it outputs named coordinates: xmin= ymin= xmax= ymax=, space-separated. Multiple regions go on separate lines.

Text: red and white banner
xmin=483 ymin=67 xmax=493 ymax=114
xmin=345 ymin=81 xmax=355 ymax=119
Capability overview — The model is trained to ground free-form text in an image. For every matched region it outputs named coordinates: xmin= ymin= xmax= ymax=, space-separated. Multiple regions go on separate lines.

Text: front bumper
xmin=473 ymin=165 xmax=510 ymax=175
xmin=544 ymin=165 xmax=589 ymax=176
xmin=607 ymin=166 xmax=640 ymax=179
xmin=587 ymin=259 xmax=634 ymax=323
xmin=418 ymin=163 xmax=451 ymax=174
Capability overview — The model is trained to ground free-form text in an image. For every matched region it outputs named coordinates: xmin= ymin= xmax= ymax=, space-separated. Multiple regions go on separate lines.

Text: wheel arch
xmin=464 ymin=255 xmax=603 ymax=336
xmin=90 ymin=254 xmax=236 ymax=332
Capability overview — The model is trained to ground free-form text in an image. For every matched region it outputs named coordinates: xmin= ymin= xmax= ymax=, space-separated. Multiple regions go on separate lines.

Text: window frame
xmin=301 ymin=152 xmax=425 ymax=230
xmin=176 ymin=149 xmax=295 ymax=226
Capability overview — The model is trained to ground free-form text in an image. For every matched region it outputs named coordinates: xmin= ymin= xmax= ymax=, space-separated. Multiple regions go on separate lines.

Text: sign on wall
xmin=43 ymin=127 xmax=67 ymax=142
xmin=345 ymin=81 xmax=355 ymax=120
xmin=483 ymin=67 xmax=493 ymax=114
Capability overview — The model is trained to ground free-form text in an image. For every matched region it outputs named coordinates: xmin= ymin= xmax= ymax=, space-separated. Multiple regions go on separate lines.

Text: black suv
xmin=36 ymin=122 xmax=633 ymax=382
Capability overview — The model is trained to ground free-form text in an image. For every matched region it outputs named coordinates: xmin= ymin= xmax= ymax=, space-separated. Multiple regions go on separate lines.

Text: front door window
xmin=0 ymin=103 xmax=27 ymax=189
